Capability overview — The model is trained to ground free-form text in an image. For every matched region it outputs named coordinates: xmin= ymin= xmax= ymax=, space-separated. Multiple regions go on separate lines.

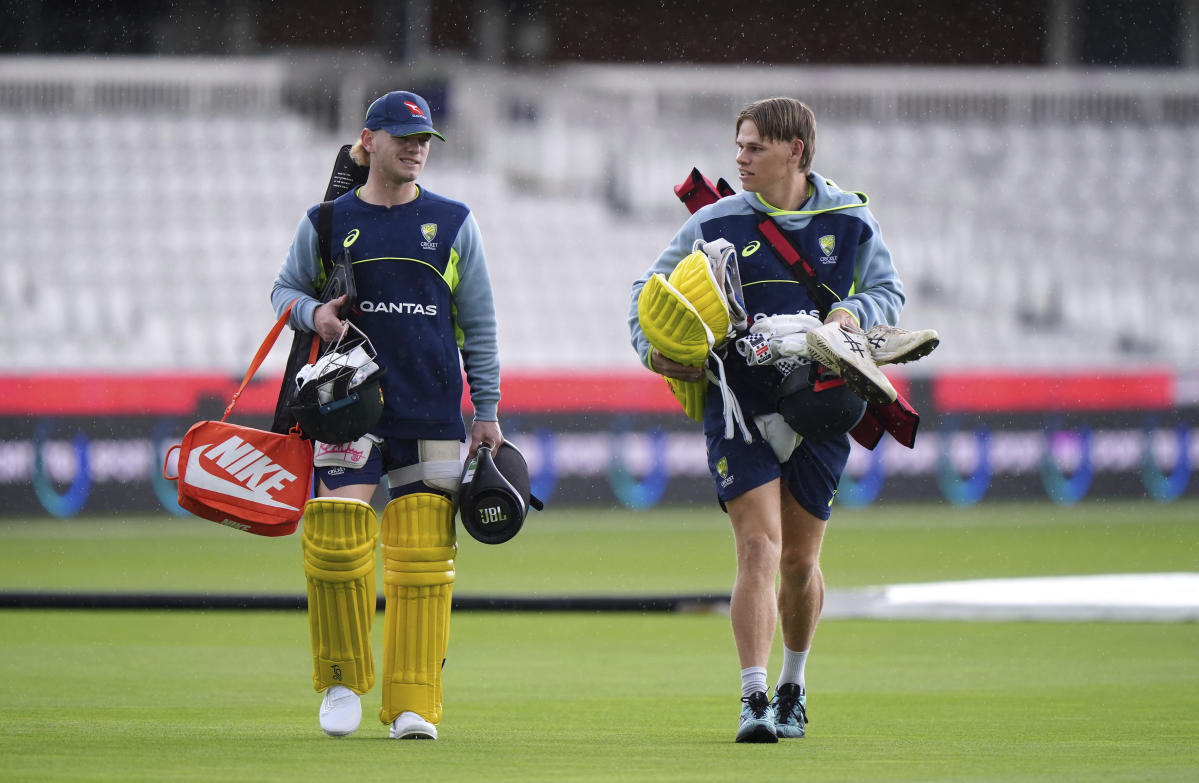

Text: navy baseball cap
xmin=363 ymin=91 xmax=446 ymax=141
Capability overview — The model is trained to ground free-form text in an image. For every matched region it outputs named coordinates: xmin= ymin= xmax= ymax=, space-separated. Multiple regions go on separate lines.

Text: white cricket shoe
xmin=864 ymin=325 xmax=940 ymax=366
xmin=390 ymin=711 xmax=437 ymax=740
xmin=318 ymin=685 xmax=362 ymax=737
xmin=805 ymin=322 xmax=898 ymax=406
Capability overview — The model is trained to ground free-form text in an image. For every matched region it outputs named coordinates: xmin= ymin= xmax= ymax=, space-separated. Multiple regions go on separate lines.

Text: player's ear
xmin=361 ymin=128 xmax=375 ymax=153
xmin=791 ymin=139 xmax=804 ymax=165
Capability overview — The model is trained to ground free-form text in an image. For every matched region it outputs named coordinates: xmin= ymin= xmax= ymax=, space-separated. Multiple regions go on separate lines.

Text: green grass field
xmin=1 ymin=501 xmax=1197 ymax=782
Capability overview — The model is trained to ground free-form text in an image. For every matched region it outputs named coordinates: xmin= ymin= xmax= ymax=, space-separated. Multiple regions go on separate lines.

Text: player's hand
xmin=468 ymin=419 xmax=504 ymax=458
xmin=650 ymin=348 xmax=705 ymax=382
xmin=314 ymin=295 xmax=349 ymax=343
xmin=824 ymin=309 xmax=860 ymax=331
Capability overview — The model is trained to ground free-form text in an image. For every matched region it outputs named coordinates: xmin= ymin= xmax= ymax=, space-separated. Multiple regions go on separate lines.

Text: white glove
xmin=735 ymin=313 xmax=823 ymax=366
xmin=750 ymin=313 xmax=824 ymax=337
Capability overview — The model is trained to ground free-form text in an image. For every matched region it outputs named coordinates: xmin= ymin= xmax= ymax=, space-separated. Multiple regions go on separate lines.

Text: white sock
xmin=740 ymin=666 xmax=768 ymax=698
xmin=776 ymin=645 xmax=809 ymax=691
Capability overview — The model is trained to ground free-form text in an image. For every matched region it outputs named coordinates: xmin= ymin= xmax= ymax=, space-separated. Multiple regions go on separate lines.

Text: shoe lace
xmin=774 ymin=689 xmax=809 ymax=726
xmin=865 ymin=324 xmax=902 ymax=351
xmin=740 ymin=693 xmax=770 ymax=720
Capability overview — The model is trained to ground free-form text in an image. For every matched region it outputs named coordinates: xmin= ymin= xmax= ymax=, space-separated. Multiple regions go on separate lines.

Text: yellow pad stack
xmin=379 ymin=492 xmax=456 ymax=725
xmin=666 ymin=376 xmax=707 ymax=422
xmin=638 ymin=249 xmax=737 ymax=422
xmin=667 ymin=249 xmax=732 ymax=348
xmin=637 ymin=272 xmax=713 ymax=366
xmin=302 ymin=498 xmax=379 ymax=695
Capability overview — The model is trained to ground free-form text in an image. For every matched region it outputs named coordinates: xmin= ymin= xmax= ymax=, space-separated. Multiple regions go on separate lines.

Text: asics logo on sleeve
xmin=186 ymin=437 xmax=300 ymax=510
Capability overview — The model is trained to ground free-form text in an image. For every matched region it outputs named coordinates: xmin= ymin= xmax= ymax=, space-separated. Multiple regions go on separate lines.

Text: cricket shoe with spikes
xmin=735 ymin=691 xmax=778 ymax=743
xmin=770 ymin=683 xmax=808 ymax=738
xmin=318 ymin=685 xmax=362 ymax=737
xmin=864 ymin=324 xmax=940 ymax=366
xmin=805 ymin=322 xmax=897 ymax=406
xmin=390 ymin=711 xmax=437 ymax=740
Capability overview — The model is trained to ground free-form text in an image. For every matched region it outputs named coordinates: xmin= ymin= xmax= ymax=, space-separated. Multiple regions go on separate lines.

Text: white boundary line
xmin=825 ymin=573 xmax=1199 ymax=622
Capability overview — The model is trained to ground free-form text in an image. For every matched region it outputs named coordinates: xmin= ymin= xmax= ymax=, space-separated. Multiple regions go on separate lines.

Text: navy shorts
xmin=705 ymin=422 xmax=850 ymax=521
xmin=318 ymin=438 xmax=452 ymax=501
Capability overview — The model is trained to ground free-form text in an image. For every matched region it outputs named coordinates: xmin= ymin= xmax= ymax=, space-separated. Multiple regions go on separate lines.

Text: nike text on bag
xmin=166 ymin=422 xmax=312 ymax=536
xmin=164 ymin=303 xmax=313 ymax=536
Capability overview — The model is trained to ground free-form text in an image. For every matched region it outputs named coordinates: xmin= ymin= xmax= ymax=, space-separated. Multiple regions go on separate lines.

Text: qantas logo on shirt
xmin=186 ymin=436 xmax=301 ymax=510
xmin=360 ymin=300 xmax=439 ymax=316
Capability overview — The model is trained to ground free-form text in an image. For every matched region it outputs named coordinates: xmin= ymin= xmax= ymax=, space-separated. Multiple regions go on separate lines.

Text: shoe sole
xmin=806 ymin=336 xmax=897 ymax=407
xmin=735 ymin=720 xmax=779 ymax=743
xmin=390 ymin=722 xmax=438 ymax=740
xmin=875 ymin=336 xmax=940 ymax=366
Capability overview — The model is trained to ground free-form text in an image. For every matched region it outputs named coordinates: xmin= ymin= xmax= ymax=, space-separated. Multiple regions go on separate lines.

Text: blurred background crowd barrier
xmin=2 ymin=0 xmax=1197 ymax=514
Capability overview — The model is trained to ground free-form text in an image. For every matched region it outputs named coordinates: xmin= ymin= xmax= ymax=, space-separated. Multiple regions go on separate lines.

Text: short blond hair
xmin=736 ymin=97 xmax=817 ymax=173
xmin=350 ymin=140 xmax=369 ymax=166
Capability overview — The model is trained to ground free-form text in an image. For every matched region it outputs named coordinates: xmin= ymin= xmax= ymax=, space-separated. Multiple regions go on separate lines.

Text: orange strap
xmin=222 ymin=301 xmax=296 ymax=422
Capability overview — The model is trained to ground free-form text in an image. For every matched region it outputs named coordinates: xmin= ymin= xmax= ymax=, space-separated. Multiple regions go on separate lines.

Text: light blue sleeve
xmin=627 ymin=211 xmax=705 ymax=368
xmin=450 ymin=211 xmax=501 ymax=422
xmin=270 ymin=214 xmax=323 ymax=332
xmin=831 ymin=211 xmax=905 ymax=330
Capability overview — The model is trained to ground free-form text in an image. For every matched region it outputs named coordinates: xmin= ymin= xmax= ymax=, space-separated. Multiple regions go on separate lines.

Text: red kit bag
xmin=163 ymin=303 xmax=313 ymax=536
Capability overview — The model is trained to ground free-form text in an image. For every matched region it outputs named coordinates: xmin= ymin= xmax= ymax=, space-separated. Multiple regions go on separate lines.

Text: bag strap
xmin=317 ymin=200 xmax=334 ymax=275
xmin=223 ymin=301 xmax=296 ymax=422
xmin=754 ymin=214 xmax=838 ymax=319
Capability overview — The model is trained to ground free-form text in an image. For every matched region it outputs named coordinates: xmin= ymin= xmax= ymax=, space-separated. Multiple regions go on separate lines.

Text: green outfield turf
xmin=0 ymin=611 xmax=1195 ymax=782
xmin=0 ymin=500 xmax=1196 ymax=596
xmin=1 ymin=501 xmax=1197 ymax=781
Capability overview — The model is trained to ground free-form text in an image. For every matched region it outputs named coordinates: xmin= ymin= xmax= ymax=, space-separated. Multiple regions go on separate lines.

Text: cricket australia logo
xmin=420 ymin=222 xmax=439 ymax=250
xmin=716 ymin=456 xmax=734 ymax=488
xmin=818 ymin=234 xmax=837 ymax=264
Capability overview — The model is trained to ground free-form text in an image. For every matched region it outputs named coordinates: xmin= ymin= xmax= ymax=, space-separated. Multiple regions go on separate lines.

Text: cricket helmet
xmin=775 ymin=364 xmax=866 ymax=441
xmin=290 ymin=324 xmax=386 ymax=444
xmin=457 ymin=442 xmax=544 ymax=544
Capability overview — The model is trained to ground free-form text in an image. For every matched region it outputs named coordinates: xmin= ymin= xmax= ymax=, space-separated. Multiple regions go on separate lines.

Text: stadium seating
xmin=2 ymin=65 xmax=1197 ymax=375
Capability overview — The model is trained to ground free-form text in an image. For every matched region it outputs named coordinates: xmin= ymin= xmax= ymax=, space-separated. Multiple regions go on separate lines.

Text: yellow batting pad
xmin=379 ymin=492 xmax=456 ymax=725
xmin=668 ymin=250 xmax=732 ymax=347
xmin=666 ymin=377 xmax=706 ymax=422
xmin=302 ymin=498 xmax=379 ymax=695
xmin=637 ymin=273 xmax=713 ymax=367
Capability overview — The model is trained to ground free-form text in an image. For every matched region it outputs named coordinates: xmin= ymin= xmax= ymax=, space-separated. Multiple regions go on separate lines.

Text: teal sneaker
xmin=736 ymin=691 xmax=778 ymax=743
xmin=770 ymin=683 xmax=808 ymax=738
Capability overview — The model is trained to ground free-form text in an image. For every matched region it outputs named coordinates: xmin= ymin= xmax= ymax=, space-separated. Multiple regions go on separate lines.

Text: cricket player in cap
xmin=629 ymin=97 xmax=937 ymax=743
xmin=271 ymin=89 xmax=503 ymax=741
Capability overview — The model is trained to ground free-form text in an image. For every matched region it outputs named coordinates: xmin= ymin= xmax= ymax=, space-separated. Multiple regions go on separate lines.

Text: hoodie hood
xmin=739 ymin=171 xmax=869 ymax=218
